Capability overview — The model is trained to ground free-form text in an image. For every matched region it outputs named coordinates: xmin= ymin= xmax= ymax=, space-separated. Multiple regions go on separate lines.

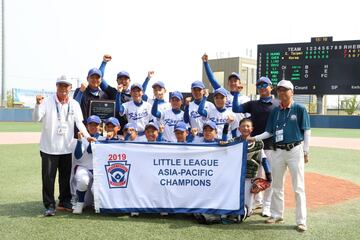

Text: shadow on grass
xmin=0 ymin=201 xmax=296 ymax=231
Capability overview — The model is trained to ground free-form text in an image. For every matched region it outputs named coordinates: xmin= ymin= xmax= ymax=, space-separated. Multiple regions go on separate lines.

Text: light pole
xmin=1 ymin=0 xmax=5 ymax=107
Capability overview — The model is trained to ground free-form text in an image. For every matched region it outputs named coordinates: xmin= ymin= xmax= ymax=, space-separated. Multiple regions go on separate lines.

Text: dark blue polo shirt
xmin=265 ymin=102 xmax=311 ymax=145
xmin=242 ymin=98 xmax=280 ymax=149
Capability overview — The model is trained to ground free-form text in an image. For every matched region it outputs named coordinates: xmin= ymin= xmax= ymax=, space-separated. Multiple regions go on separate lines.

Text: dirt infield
xmin=311 ymin=136 xmax=360 ymax=150
xmin=285 ymin=172 xmax=360 ymax=208
xmin=0 ymin=132 xmax=41 ymax=144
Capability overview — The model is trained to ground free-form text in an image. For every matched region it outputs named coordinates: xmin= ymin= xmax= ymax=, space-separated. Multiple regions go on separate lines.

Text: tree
xmin=6 ymin=90 xmax=13 ymax=108
xmin=344 ymin=96 xmax=359 ymax=115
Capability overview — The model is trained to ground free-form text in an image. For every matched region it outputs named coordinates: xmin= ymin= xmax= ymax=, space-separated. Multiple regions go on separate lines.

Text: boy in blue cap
xmin=72 ymin=115 xmax=105 ymax=214
xmin=198 ymin=87 xmax=237 ymax=140
xmin=151 ymin=91 xmax=185 ymax=142
xmin=184 ymin=81 xmax=215 ymax=142
xmin=116 ymin=83 xmax=153 ymax=141
xmin=104 ymin=117 xmax=122 ymax=140
xmin=147 ymin=81 xmax=171 ymax=111
xmin=122 ymin=123 xmax=139 ymax=141
xmin=173 ymin=121 xmax=194 ymax=143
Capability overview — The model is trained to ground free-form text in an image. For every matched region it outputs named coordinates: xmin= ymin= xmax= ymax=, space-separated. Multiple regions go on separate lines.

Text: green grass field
xmin=0 ymin=144 xmax=360 ymax=240
xmin=1 ymin=122 xmax=360 ymax=138
xmin=0 ymin=122 xmax=42 ymax=132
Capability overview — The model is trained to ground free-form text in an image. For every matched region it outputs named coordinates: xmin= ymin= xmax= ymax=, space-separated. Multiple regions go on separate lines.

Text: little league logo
xmin=105 ymin=161 xmax=131 ymax=188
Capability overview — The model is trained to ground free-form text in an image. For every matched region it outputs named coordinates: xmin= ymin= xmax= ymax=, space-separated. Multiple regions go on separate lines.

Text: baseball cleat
xmin=296 ymin=224 xmax=307 ymax=232
xmin=72 ymin=202 xmax=85 ymax=214
xmin=265 ymin=217 xmax=284 ymax=224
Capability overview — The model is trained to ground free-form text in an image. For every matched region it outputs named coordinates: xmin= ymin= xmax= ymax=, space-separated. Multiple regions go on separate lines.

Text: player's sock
xmin=76 ymin=190 xmax=86 ymax=202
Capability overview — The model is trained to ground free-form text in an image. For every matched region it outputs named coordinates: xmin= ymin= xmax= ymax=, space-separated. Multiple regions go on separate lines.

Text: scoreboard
xmin=257 ymin=37 xmax=360 ymax=94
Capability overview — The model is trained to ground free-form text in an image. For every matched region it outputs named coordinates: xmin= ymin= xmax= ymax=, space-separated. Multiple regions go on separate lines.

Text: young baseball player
xmin=198 ymin=87 xmax=237 ymax=140
xmin=104 ymin=117 xmax=122 ymax=140
xmin=184 ymin=81 xmax=215 ymax=141
xmin=122 ymin=123 xmax=139 ymax=141
xmin=237 ymin=118 xmax=272 ymax=216
xmin=151 ymin=91 xmax=184 ymax=142
xmin=173 ymin=121 xmax=194 ymax=143
xmin=116 ymin=83 xmax=153 ymax=141
xmin=144 ymin=122 xmax=164 ymax=142
xmin=147 ymin=81 xmax=171 ymax=111
xmin=72 ymin=115 xmax=105 ymax=214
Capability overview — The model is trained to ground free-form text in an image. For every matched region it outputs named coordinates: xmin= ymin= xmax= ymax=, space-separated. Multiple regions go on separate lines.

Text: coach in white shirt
xmin=33 ymin=76 xmax=90 ymax=216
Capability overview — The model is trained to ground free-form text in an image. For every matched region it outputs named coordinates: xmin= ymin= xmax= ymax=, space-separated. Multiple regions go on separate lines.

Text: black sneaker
xmin=44 ymin=207 xmax=56 ymax=216
xmin=57 ymin=202 xmax=73 ymax=212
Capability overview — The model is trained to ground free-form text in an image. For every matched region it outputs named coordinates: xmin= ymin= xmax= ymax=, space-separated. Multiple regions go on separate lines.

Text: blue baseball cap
xmin=228 ymin=72 xmax=240 ymax=80
xmin=257 ymin=76 xmax=272 ymax=85
xmin=130 ymin=83 xmax=143 ymax=91
xmin=170 ymin=91 xmax=183 ymax=100
xmin=191 ymin=81 xmax=205 ymax=89
xmin=203 ymin=121 xmax=217 ymax=130
xmin=86 ymin=115 xmax=101 ymax=124
xmin=105 ymin=117 xmax=120 ymax=127
xmin=174 ymin=122 xmax=187 ymax=132
xmin=117 ymin=71 xmax=130 ymax=79
xmin=123 ymin=123 xmax=137 ymax=131
xmin=87 ymin=68 xmax=102 ymax=78
xmin=145 ymin=122 xmax=159 ymax=131
xmin=152 ymin=81 xmax=165 ymax=89
xmin=214 ymin=87 xmax=228 ymax=97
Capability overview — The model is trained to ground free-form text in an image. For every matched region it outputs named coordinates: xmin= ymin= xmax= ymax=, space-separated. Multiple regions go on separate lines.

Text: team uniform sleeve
xmin=203 ymin=62 xmax=221 ymax=90
xmin=73 ymin=101 xmax=90 ymax=138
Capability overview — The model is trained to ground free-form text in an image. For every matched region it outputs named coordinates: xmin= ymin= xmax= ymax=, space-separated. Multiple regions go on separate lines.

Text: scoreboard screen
xmin=257 ymin=37 xmax=360 ymax=94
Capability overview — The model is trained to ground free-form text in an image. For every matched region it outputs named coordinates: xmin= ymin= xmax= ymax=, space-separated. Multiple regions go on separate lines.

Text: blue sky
xmin=4 ymin=0 xmax=360 ymax=96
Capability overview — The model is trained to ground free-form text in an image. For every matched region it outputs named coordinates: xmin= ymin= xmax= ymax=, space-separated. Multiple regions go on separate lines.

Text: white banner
xmin=93 ymin=141 xmax=247 ymax=215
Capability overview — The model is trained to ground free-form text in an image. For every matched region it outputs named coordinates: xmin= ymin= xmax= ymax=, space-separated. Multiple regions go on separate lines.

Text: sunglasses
xmin=256 ymin=82 xmax=269 ymax=89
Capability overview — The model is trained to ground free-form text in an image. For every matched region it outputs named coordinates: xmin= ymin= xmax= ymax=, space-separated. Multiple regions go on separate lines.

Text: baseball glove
xmin=250 ymin=178 xmax=271 ymax=194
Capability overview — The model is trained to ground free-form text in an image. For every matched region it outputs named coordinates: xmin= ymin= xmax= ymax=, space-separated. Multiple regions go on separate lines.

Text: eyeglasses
xmin=256 ymin=83 xmax=269 ymax=89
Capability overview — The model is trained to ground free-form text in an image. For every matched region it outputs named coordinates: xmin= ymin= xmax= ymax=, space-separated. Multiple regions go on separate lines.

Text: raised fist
xmin=147 ymin=71 xmax=155 ymax=78
xmin=103 ymin=54 xmax=112 ymax=62
xmin=80 ymin=82 xmax=88 ymax=92
xmin=204 ymin=89 xmax=209 ymax=97
xmin=117 ymin=84 xmax=124 ymax=93
xmin=36 ymin=95 xmax=44 ymax=105
xmin=201 ymin=53 xmax=208 ymax=62
xmin=191 ymin=128 xmax=198 ymax=136
xmin=185 ymin=97 xmax=192 ymax=106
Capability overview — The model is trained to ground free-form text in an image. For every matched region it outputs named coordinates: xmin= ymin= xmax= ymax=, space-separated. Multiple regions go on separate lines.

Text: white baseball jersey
xmin=72 ymin=136 xmax=105 ymax=170
xmin=159 ymin=109 xmax=184 ymax=142
xmin=121 ymin=101 xmax=153 ymax=132
xmin=207 ymin=108 xmax=237 ymax=139
xmin=148 ymin=99 xmax=171 ymax=126
xmin=188 ymin=101 xmax=215 ymax=133
xmin=148 ymin=99 xmax=172 ymax=112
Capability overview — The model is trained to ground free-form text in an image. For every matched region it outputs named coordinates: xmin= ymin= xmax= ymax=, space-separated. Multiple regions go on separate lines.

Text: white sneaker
xmin=130 ymin=212 xmax=139 ymax=217
xmin=262 ymin=207 xmax=271 ymax=217
xmin=72 ymin=202 xmax=84 ymax=214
